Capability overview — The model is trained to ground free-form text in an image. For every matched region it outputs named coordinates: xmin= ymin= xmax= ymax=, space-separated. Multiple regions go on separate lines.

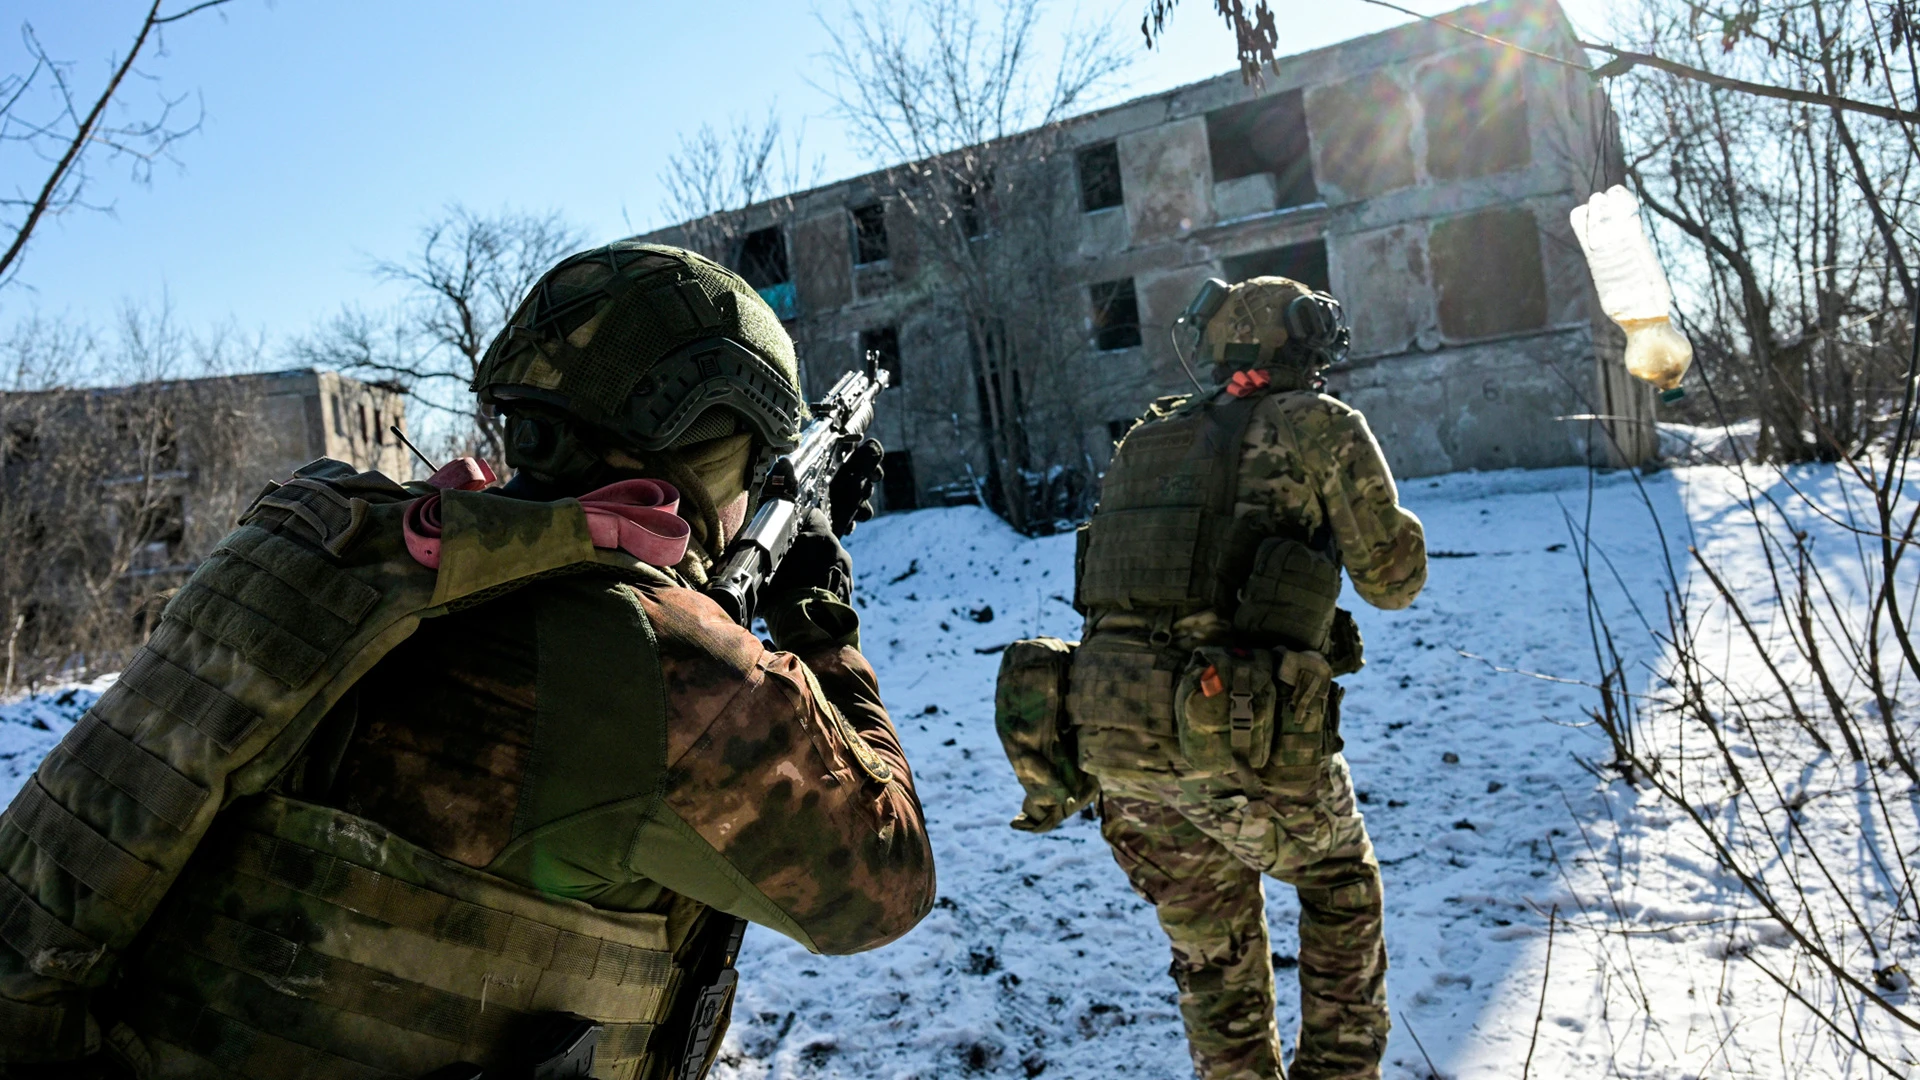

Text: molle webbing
xmin=7 ymin=782 xmax=155 ymax=911
xmin=1066 ymin=637 xmax=1181 ymax=737
xmin=0 ymin=458 xmax=662 ymax=1063
xmin=126 ymin=797 xmax=684 ymax=1079
xmin=165 ymin=525 xmax=383 ymax=688
xmin=115 ymin=647 xmax=263 ymax=752
xmin=58 ymin=713 xmax=208 ymax=832
xmin=1078 ymin=394 xmax=1260 ymax=613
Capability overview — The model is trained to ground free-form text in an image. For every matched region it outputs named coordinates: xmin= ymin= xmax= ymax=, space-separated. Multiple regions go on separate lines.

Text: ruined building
xmin=0 ymin=370 xmax=407 ymax=684
xmin=640 ymin=0 xmax=1653 ymax=519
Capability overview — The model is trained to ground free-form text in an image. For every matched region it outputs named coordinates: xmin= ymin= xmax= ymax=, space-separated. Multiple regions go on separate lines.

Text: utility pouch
xmin=1326 ymin=607 xmax=1365 ymax=676
xmin=1173 ymin=647 xmax=1277 ymax=773
xmin=994 ymin=638 xmax=1099 ymax=833
xmin=1271 ymin=649 xmax=1335 ymax=767
xmin=1234 ymin=536 xmax=1341 ymax=651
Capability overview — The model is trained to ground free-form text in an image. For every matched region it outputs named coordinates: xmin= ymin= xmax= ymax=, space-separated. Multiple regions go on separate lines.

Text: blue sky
xmin=1 ymin=0 xmax=1610 ymax=353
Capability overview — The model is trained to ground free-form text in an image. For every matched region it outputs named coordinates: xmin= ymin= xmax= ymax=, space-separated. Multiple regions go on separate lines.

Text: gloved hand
xmin=828 ymin=438 xmax=885 ymax=537
xmin=763 ymin=507 xmax=853 ymax=609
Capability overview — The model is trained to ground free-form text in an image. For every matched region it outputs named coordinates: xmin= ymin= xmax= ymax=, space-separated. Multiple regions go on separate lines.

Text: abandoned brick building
xmin=640 ymin=0 xmax=1653 ymax=517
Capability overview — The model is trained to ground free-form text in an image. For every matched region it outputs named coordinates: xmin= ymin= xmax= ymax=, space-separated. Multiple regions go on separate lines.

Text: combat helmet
xmin=1198 ymin=275 xmax=1351 ymax=386
xmin=473 ymin=241 xmax=805 ymax=482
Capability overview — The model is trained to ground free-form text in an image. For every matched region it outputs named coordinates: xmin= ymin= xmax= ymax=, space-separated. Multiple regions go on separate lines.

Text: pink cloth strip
xmin=578 ymin=479 xmax=691 ymax=567
xmin=428 ymin=457 xmax=497 ymax=491
xmin=403 ymin=476 xmax=690 ymax=570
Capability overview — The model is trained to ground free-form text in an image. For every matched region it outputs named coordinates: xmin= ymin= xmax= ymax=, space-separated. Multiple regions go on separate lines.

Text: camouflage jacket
xmin=329 ymin=569 xmax=936 ymax=956
xmin=1088 ymin=388 xmax=1427 ymax=645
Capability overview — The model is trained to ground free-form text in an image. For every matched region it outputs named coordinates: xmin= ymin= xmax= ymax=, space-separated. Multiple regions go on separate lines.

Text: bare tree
xmin=0 ymin=0 xmax=234 ymax=290
xmin=659 ymin=109 xmax=818 ymax=264
xmin=819 ymin=0 xmax=1129 ymax=531
xmin=294 ymin=206 xmax=581 ymax=468
xmin=1609 ymin=0 xmax=1916 ymax=461
xmin=0 ymin=307 xmax=257 ymax=692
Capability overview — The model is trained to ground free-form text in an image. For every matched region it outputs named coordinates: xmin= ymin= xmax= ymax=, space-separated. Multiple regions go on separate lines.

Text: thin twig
xmin=1522 ymin=904 xmax=1558 ymax=1080
xmin=1399 ymin=1011 xmax=1442 ymax=1080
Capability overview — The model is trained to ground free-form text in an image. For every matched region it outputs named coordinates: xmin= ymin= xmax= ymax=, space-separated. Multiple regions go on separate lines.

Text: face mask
xmin=678 ymin=433 xmax=755 ymax=546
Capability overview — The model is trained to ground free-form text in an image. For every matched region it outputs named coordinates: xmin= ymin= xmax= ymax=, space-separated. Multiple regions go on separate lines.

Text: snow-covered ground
xmin=2 ymin=461 xmax=1912 ymax=1078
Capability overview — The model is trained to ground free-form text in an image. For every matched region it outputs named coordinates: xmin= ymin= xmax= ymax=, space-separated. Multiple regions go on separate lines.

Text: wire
xmin=1168 ymin=324 xmax=1206 ymax=394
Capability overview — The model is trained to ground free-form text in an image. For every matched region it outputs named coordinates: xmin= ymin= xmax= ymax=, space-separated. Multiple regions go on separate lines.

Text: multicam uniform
xmin=1068 ymin=278 xmax=1426 ymax=1080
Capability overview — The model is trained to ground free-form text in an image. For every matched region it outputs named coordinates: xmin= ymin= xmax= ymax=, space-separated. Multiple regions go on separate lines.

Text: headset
xmin=1170 ymin=277 xmax=1350 ymax=393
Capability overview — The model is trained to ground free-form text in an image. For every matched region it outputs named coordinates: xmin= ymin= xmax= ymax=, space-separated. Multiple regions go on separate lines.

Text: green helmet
xmin=1199 ymin=276 xmax=1351 ymax=382
xmin=473 ymin=242 xmax=805 ymax=462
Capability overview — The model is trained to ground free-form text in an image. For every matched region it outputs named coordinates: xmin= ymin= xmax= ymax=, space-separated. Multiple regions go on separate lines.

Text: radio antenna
xmin=1168 ymin=325 xmax=1206 ymax=394
xmin=390 ymin=425 xmax=440 ymax=473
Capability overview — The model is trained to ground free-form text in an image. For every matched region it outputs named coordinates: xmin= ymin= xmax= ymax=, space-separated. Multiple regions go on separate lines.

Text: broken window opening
xmin=1221 ymin=240 xmax=1330 ymax=294
xmin=861 ymin=326 xmax=903 ymax=387
xmin=852 ymin=204 xmax=890 ymax=265
xmin=956 ymin=171 xmax=992 ymax=239
xmin=1206 ymin=89 xmax=1318 ymax=210
xmin=882 ymin=450 xmax=919 ymax=511
xmin=1077 ymin=143 xmax=1124 ymax=212
xmin=1090 ymin=278 xmax=1143 ymax=351
xmin=738 ymin=226 xmax=791 ymax=288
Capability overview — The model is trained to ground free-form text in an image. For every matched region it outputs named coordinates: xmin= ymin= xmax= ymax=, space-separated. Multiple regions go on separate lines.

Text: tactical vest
xmin=1078 ymin=393 xmax=1261 ymax=616
xmin=0 ymin=460 xmax=726 ymax=1078
xmin=1078 ymin=389 xmax=1340 ymax=651
xmin=1070 ymin=389 xmax=1353 ymax=781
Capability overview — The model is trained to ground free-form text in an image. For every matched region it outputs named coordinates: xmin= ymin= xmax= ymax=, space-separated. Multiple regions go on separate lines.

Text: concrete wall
xmin=639 ymin=0 xmax=1652 ymax=503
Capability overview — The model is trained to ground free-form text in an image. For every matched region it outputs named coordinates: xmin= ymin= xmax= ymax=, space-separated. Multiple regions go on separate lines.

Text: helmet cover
xmin=473 ymin=241 xmax=805 ymax=453
xmin=1200 ymin=276 xmax=1351 ymax=374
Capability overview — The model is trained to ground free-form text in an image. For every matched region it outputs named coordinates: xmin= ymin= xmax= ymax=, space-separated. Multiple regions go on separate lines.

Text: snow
xmin=2 ymin=462 xmax=1911 ymax=1078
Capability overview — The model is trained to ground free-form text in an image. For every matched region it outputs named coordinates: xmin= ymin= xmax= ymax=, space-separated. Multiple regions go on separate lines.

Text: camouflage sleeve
xmin=634 ymin=585 xmax=935 ymax=954
xmin=1285 ymin=397 xmax=1427 ymax=610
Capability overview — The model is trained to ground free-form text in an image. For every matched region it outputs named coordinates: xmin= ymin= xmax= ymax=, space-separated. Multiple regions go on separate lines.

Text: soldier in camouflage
xmin=1071 ymin=277 xmax=1426 ymax=1080
xmin=0 ymin=242 xmax=933 ymax=1079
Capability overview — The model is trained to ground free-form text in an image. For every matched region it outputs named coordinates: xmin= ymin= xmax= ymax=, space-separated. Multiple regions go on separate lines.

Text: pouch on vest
xmin=1173 ymin=647 xmax=1277 ymax=773
xmin=1271 ymin=649 xmax=1335 ymax=767
xmin=1233 ymin=536 xmax=1340 ymax=651
xmin=994 ymin=638 xmax=1098 ymax=833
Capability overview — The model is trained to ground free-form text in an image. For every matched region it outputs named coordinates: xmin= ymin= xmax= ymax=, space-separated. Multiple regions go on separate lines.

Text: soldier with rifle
xmin=0 ymin=241 xmax=933 ymax=1079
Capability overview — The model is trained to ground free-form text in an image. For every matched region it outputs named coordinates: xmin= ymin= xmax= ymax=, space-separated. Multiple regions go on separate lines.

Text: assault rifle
xmin=705 ymin=358 xmax=889 ymax=625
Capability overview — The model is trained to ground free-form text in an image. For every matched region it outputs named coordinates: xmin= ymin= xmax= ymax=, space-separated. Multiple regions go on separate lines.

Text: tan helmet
xmin=1198 ymin=276 xmax=1351 ymax=378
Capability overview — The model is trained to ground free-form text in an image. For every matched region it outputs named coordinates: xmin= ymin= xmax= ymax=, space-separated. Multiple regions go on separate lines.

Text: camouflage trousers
xmin=1096 ymin=754 xmax=1387 ymax=1080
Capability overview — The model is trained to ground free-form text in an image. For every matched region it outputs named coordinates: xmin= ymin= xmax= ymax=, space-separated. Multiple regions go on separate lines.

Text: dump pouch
xmin=993 ymin=638 xmax=1098 ymax=833
xmin=1173 ymin=647 xmax=1277 ymax=774
xmin=1233 ymin=536 xmax=1341 ymax=652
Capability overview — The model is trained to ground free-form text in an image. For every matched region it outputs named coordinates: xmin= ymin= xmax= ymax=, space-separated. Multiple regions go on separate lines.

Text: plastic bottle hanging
xmin=1569 ymin=185 xmax=1693 ymax=395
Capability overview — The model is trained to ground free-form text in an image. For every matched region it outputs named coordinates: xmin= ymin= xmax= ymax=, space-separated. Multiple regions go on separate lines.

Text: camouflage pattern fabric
xmin=1083 ymin=388 xmax=1426 ymax=654
xmin=1201 ymin=277 xmax=1318 ymax=367
xmin=1098 ymin=755 xmax=1387 ymax=1080
xmin=1077 ymin=381 xmax=1423 ymax=1080
xmin=1238 ymin=394 xmax=1424 ymax=611
xmin=331 ymin=567 xmax=935 ymax=955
